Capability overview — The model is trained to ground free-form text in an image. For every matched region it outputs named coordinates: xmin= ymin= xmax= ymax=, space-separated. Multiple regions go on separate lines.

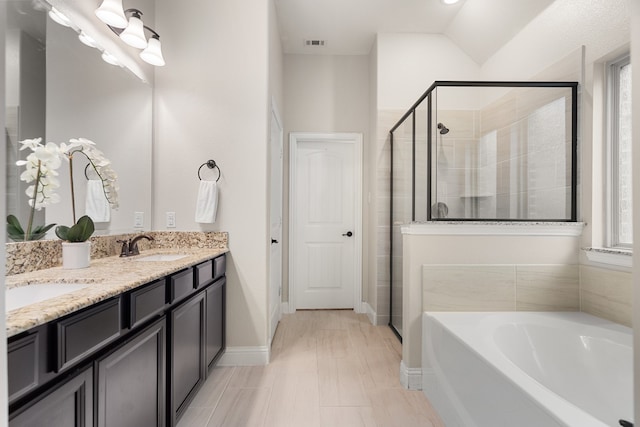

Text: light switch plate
xmin=166 ymin=212 xmax=176 ymax=228
xmin=134 ymin=212 xmax=144 ymax=228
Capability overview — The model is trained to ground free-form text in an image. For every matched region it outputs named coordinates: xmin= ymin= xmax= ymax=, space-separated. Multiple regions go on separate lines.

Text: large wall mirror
xmin=5 ymin=0 xmax=153 ymax=241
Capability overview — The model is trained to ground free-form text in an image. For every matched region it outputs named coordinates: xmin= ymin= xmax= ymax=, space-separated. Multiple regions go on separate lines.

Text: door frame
xmin=269 ymin=99 xmax=283 ymax=343
xmin=288 ymin=132 xmax=363 ymax=313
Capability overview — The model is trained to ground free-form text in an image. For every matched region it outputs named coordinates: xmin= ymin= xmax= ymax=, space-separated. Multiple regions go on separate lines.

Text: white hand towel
xmin=195 ymin=181 xmax=219 ymax=223
xmin=85 ymin=179 xmax=111 ymax=223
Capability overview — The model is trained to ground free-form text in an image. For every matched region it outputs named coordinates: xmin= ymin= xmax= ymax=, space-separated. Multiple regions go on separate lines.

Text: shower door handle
xmin=342 ymin=231 xmax=353 ymax=237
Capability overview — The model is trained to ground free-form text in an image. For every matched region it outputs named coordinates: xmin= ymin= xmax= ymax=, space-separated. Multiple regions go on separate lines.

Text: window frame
xmin=605 ymin=54 xmax=632 ymax=250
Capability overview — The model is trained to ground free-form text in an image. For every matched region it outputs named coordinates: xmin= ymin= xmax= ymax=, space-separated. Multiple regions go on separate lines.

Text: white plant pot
xmin=62 ymin=241 xmax=91 ymax=269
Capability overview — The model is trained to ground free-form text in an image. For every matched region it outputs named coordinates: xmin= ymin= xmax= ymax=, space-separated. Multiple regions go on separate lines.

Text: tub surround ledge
xmin=402 ymin=221 xmax=585 ymax=236
xmin=583 ymin=247 xmax=632 ymax=269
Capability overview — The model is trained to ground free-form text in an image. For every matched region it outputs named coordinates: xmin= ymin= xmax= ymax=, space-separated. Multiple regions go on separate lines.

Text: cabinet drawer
xmin=195 ymin=260 xmax=213 ymax=289
xmin=56 ymin=298 xmax=121 ymax=372
xmin=213 ymin=255 xmax=226 ymax=280
xmin=8 ymin=332 xmax=39 ymax=403
xmin=128 ymin=279 xmax=166 ymax=328
xmin=170 ymin=269 xmax=194 ymax=303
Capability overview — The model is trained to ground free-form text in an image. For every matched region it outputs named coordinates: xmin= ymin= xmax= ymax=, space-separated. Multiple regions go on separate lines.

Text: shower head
xmin=437 ymin=123 xmax=450 ymax=135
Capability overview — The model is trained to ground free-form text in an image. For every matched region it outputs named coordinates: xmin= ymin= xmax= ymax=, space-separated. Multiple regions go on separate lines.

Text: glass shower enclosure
xmin=388 ymin=81 xmax=579 ymax=339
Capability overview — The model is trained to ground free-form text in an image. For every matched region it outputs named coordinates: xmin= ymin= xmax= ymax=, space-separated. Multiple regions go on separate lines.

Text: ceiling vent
xmin=304 ymin=39 xmax=326 ymax=47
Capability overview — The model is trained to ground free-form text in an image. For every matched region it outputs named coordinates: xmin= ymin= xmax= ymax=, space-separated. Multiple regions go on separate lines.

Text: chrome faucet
xmin=117 ymin=234 xmax=154 ymax=257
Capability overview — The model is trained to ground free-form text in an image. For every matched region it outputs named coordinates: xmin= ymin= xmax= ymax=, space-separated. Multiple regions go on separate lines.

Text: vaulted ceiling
xmin=274 ymin=0 xmax=555 ymax=64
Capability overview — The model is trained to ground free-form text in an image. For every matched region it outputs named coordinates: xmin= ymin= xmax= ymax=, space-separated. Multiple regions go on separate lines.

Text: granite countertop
xmin=5 ymin=248 xmax=228 ymax=337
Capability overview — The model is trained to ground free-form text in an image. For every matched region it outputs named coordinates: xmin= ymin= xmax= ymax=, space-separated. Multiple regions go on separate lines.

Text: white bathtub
xmin=422 ymin=311 xmax=633 ymax=427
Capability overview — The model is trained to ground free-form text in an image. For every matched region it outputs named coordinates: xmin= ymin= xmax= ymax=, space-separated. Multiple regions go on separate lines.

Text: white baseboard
xmin=364 ymin=302 xmax=376 ymax=325
xmin=217 ymin=346 xmax=269 ymax=366
xmin=400 ymin=360 xmax=422 ymax=390
xmin=363 ymin=302 xmax=390 ymax=326
xmin=281 ymin=301 xmax=293 ymax=314
xmin=282 ymin=301 xmax=366 ymax=315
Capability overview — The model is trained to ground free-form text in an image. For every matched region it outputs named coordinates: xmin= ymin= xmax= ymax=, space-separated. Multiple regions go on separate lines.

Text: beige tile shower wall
xmin=422 ymin=264 xmax=579 ymax=312
xmin=580 ymin=265 xmax=632 ymax=327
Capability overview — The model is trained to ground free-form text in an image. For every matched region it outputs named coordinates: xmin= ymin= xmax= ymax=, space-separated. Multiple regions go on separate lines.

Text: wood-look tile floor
xmin=177 ymin=310 xmax=444 ymax=427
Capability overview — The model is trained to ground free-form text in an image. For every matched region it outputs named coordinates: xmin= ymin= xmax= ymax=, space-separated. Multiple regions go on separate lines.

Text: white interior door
xmin=269 ymin=105 xmax=283 ymax=342
xmin=290 ymin=133 xmax=362 ymax=310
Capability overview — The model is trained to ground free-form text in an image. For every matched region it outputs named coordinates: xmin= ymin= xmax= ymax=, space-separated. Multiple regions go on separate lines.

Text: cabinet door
xmin=169 ymin=291 xmax=206 ymax=426
xmin=96 ymin=318 xmax=166 ymax=427
xmin=8 ymin=333 xmax=39 ymax=404
xmin=206 ymin=277 xmax=226 ymax=370
xmin=9 ymin=367 xmax=93 ymax=427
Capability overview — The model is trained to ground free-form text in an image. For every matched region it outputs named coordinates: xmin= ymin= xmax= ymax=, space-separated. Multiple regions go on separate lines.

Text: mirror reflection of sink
xmin=6 ymin=283 xmax=92 ymax=312
xmin=134 ymin=254 xmax=188 ymax=262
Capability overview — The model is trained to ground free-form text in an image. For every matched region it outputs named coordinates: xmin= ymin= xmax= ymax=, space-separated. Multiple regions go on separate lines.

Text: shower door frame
xmin=387 ymin=80 xmax=579 ymax=339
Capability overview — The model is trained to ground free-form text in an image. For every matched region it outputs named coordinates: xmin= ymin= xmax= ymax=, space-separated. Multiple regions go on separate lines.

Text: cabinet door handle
xmin=271 ymin=239 xmax=279 ymax=244
xmin=342 ymin=231 xmax=353 ymax=237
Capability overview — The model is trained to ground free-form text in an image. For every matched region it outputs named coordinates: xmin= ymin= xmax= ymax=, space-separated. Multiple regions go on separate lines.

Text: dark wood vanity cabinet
xmin=7 ymin=253 xmax=226 ymax=427
xmin=169 ymin=291 xmax=206 ymax=425
xmin=206 ymin=277 xmax=226 ymax=369
xmin=10 ymin=367 xmax=93 ymax=427
xmin=96 ymin=318 xmax=166 ymax=427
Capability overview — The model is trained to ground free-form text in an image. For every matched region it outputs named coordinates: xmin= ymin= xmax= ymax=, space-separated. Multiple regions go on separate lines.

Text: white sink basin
xmin=6 ymin=283 xmax=92 ymax=312
xmin=134 ymin=254 xmax=188 ymax=262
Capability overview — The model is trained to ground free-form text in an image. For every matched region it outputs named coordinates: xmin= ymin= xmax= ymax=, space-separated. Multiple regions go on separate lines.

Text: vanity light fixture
xmin=95 ymin=3 xmax=166 ymax=66
xmin=118 ymin=9 xmax=147 ymax=49
xmin=48 ymin=7 xmax=72 ymax=27
xmin=441 ymin=0 xmax=461 ymax=4
xmin=78 ymin=31 xmax=99 ymax=48
xmin=140 ymin=31 xmax=165 ymax=66
xmin=101 ymin=51 xmax=122 ymax=67
xmin=95 ymin=0 xmax=128 ymax=28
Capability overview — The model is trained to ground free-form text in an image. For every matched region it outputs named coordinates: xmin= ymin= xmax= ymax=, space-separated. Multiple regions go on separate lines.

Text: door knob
xmin=271 ymin=239 xmax=279 ymax=244
xmin=342 ymin=231 xmax=353 ymax=237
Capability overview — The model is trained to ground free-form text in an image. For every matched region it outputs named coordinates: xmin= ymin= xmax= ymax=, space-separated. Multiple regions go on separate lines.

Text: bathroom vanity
xmin=6 ymin=249 xmax=227 ymax=427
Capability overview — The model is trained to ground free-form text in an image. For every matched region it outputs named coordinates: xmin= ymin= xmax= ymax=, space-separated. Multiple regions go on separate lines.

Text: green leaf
xmin=7 ymin=231 xmax=25 ymax=242
xmin=32 ymin=223 xmax=56 ymax=235
xmin=55 ymin=225 xmax=70 ymax=241
xmin=57 ymin=216 xmax=94 ymax=242
xmin=6 ymin=215 xmax=24 ymax=235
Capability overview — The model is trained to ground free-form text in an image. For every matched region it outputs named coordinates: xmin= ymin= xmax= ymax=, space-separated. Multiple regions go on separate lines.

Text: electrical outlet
xmin=166 ymin=212 xmax=176 ymax=228
xmin=134 ymin=212 xmax=144 ymax=228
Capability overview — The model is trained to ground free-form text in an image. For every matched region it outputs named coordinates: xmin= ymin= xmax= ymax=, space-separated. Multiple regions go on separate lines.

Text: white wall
xmin=376 ymin=33 xmax=482 ymax=110
xmin=282 ymin=54 xmax=370 ymax=305
xmin=269 ymin=0 xmax=284 ymax=118
xmin=481 ymin=0 xmax=630 ymax=80
xmin=154 ymin=0 xmax=270 ymax=354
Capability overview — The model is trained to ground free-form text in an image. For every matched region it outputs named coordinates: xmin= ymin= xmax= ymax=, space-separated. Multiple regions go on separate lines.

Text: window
xmin=607 ymin=55 xmax=632 ymax=249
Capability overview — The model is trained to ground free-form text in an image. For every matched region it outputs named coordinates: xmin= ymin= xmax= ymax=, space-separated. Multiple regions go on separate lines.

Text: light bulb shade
xmin=119 ymin=16 xmax=148 ymax=49
xmin=95 ymin=0 xmax=128 ymax=28
xmin=101 ymin=51 xmax=121 ymax=66
xmin=140 ymin=37 xmax=165 ymax=66
xmin=78 ymin=31 xmax=99 ymax=48
xmin=48 ymin=7 xmax=72 ymax=27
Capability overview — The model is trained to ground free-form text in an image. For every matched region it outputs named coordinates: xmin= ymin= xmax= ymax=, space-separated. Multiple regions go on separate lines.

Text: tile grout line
xmin=203 ymin=366 xmax=237 ymax=426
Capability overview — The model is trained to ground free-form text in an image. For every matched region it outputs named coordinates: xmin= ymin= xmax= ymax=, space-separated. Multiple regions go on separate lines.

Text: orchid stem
xmin=69 ymin=155 xmax=76 ymax=224
xmin=25 ymin=161 xmax=42 ymax=241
